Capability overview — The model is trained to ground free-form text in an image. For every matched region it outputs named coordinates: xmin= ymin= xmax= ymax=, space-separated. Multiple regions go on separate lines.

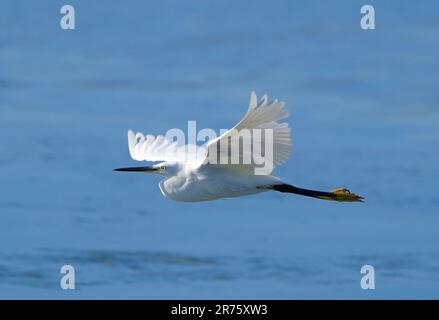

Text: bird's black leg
xmin=271 ymin=184 xmax=364 ymax=202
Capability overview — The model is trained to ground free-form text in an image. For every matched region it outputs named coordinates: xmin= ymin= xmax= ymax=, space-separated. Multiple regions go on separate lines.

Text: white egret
xmin=115 ymin=92 xmax=363 ymax=203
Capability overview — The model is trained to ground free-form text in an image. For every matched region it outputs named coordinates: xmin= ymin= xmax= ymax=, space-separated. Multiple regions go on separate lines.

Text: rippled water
xmin=1 ymin=0 xmax=439 ymax=298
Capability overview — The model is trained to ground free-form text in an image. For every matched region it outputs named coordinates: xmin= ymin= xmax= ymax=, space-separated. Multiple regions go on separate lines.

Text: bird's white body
xmin=124 ymin=91 xmax=291 ymax=202
xmin=159 ymin=164 xmax=281 ymax=202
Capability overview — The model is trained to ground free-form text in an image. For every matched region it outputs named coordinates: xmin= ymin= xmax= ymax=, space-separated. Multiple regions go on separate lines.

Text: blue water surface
xmin=0 ymin=0 xmax=438 ymax=298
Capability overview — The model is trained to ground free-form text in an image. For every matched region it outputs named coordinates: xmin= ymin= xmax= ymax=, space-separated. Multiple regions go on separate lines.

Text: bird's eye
xmin=159 ymin=165 xmax=166 ymax=172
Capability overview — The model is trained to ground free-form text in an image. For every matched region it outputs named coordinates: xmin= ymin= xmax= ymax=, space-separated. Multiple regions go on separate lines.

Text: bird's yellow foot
xmin=328 ymin=188 xmax=364 ymax=202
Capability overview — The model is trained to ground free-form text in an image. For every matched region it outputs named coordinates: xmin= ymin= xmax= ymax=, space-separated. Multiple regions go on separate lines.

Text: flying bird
xmin=115 ymin=92 xmax=363 ymax=203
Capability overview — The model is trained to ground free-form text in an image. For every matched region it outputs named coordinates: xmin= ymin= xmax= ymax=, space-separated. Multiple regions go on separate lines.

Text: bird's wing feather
xmin=128 ymin=130 xmax=204 ymax=163
xmin=205 ymin=91 xmax=292 ymax=172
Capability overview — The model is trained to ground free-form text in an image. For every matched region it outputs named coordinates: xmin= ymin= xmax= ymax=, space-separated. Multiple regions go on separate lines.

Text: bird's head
xmin=113 ymin=161 xmax=180 ymax=176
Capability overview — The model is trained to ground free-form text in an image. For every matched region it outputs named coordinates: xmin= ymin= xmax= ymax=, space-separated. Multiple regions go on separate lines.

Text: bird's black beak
xmin=113 ymin=166 xmax=158 ymax=173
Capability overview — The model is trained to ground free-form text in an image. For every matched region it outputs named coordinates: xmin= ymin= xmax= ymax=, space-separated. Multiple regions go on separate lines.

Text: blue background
xmin=0 ymin=0 xmax=438 ymax=298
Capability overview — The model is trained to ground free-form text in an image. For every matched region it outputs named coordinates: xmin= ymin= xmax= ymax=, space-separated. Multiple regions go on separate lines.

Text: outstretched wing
xmin=205 ymin=91 xmax=291 ymax=173
xmin=127 ymin=130 xmax=205 ymax=163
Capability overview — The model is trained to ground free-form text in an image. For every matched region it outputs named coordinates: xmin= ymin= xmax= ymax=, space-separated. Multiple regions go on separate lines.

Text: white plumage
xmin=205 ymin=92 xmax=291 ymax=173
xmin=128 ymin=130 xmax=205 ymax=164
xmin=115 ymin=91 xmax=363 ymax=203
